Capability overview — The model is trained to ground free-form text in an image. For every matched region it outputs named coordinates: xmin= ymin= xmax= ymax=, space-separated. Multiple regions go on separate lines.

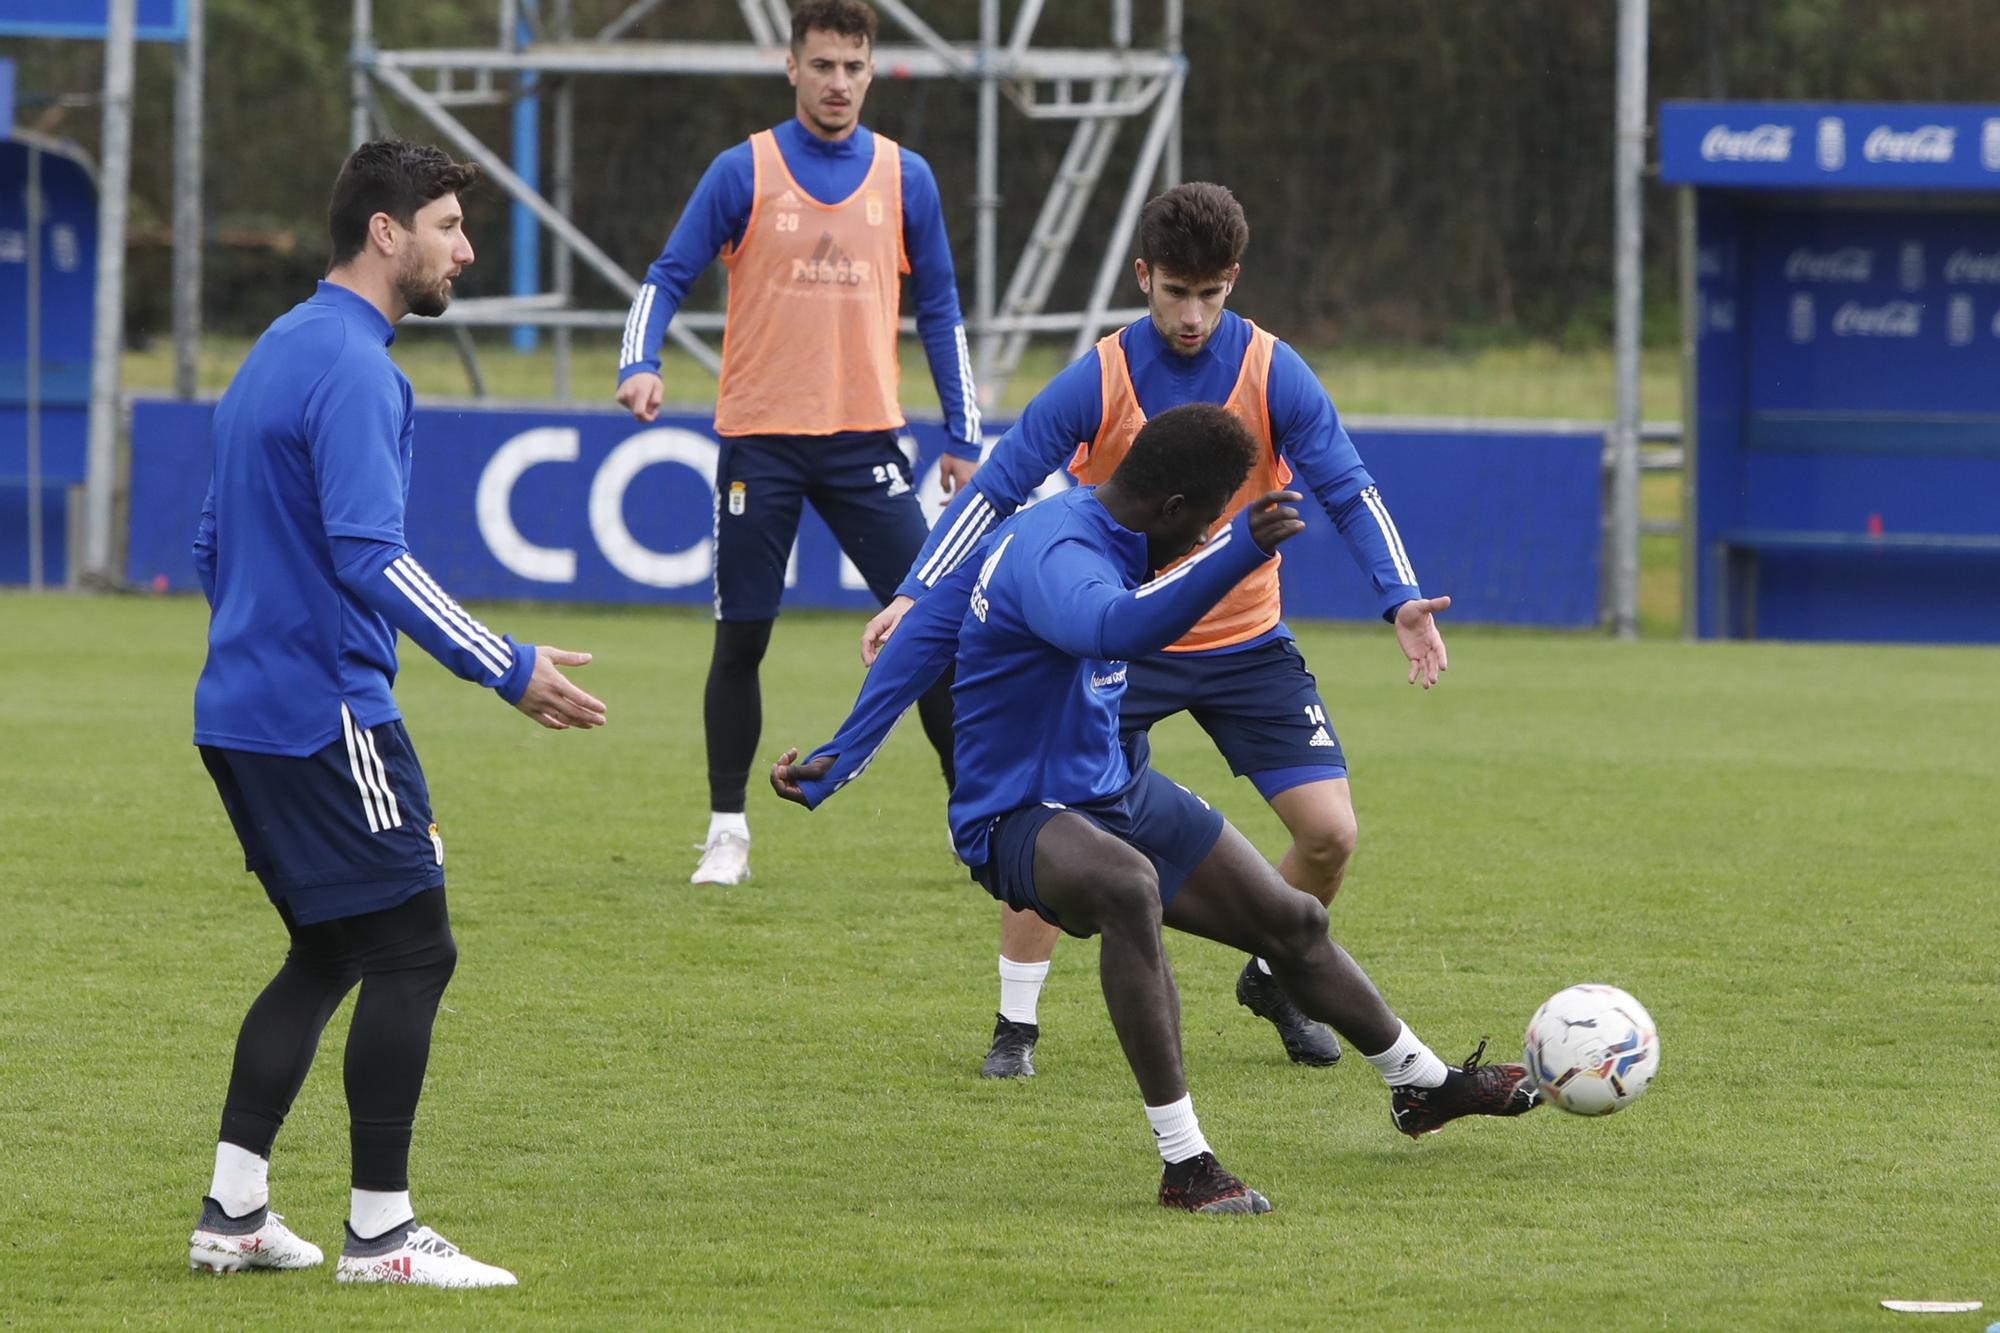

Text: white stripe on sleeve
xmin=953 ymin=324 xmax=982 ymax=447
xmin=383 ymin=560 xmax=509 ymax=678
xmin=1133 ymin=526 xmax=1236 ymax=599
xmin=1360 ymin=486 xmax=1418 ymax=586
xmin=395 ymin=556 xmax=512 ymax=666
xmin=917 ymin=493 xmax=995 ymax=587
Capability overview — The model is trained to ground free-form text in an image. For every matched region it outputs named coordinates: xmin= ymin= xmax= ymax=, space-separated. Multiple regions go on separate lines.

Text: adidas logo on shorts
xmin=1308 ymin=726 xmax=1336 ymax=748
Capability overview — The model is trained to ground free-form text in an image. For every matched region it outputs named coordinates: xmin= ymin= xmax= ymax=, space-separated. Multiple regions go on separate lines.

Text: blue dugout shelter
xmin=1661 ymin=102 xmax=2000 ymax=644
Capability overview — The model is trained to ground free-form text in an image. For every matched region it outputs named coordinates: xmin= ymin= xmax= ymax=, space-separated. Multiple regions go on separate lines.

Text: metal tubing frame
xmin=354 ymin=2 xmax=1186 ymax=402
xmin=368 ymin=60 xmax=721 ymax=374
xmin=172 ymin=0 xmax=203 ymax=400
xmin=1609 ymin=0 xmax=1647 ymax=638
xmin=83 ymin=0 xmax=137 ymax=583
xmin=1067 ymin=60 xmax=1185 ymax=364
xmin=25 ymin=143 xmax=43 ymax=590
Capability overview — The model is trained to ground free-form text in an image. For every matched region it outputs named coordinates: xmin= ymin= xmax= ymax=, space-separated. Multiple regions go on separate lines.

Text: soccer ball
xmin=1523 ymin=984 xmax=1659 ymax=1116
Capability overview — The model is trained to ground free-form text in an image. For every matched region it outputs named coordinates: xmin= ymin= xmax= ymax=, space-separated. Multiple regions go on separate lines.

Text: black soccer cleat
xmin=979 ymin=1013 xmax=1039 ymax=1079
xmin=1235 ymin=960 xmax=1342 ymax=1066
xmin=1157 ymin=1152 xmax=1273 ymax=1215
xmin=1390 ymin=1036 xmax=1543 ymax=1139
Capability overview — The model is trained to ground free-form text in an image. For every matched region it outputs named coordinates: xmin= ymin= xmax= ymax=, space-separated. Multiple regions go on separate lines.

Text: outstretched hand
xmin=1394 ymin=596 xmax=1452 ymax=689
xmin=1246 ymin=490 xmax=1306 ymax=554
xmin=514 ymin=646 xmax=608 ymax=729
xmin=861 ymin=595 xmax=913 ymax=666
xmin=769 ymin=746 xmax=836 ymax=805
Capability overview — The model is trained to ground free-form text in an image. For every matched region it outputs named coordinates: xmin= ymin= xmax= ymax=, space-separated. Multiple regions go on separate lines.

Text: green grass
xmin=2 ymin=594 xmax=1995 ymax=1329
xmin=124 ymin=331 xmax=1686 ymax=421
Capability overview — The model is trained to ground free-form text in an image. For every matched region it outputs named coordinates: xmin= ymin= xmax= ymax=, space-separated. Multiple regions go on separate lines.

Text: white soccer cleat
xmin=334 ymin=1223 xmax=518 ymax=1288
xmin=690 ymin=830 xmax=751 ymax=885
xmin=188 ymin=1201 xmax=324 ymax=1274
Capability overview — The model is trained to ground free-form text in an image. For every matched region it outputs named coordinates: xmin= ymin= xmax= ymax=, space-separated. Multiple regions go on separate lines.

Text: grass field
xmin=2 ymin=594 xmax=1995 ymax=1329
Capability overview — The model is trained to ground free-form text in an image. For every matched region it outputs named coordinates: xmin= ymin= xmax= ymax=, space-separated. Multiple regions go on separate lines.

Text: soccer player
xmin=185 ymin=140 xmax=606 ymax=1288
xmin=862 ymin=182 xmax=1448 ymax=1078
xmin=615 ymin=0 xmax=980 ymax=886
xmin=772 ymin=404 xmax=1538 ymax=1213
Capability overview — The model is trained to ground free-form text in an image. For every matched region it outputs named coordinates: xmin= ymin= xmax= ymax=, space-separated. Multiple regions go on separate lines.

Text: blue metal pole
xmin=510 ymin=0 xmax=540 ymax=352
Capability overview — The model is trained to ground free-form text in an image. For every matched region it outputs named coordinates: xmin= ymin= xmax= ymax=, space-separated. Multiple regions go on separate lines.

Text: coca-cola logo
xmin=1831 ymin=301 xmax=1922 ymax=337
xmin=1784 ymin=248 xmax=1873 ymax=282
xmin=1863 ymin=126 xmax=1957 ymax=164
xmin=1943 ymin=250 xmax=2000 ymax=284
xmin=1701 ymin=125 xmax=1795 ymax=162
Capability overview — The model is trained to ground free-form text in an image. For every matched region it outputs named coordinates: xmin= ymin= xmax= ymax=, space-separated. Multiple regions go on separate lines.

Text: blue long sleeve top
xmin=795 ymin=486 xmax=1276 ymax=866
xmin=617 ymin=119 xmax=981 ymax=455
xmin=898 ymin=311 xmax=1421 ymax=629
xmin=194 ymin=282 xmax=535 ymax=756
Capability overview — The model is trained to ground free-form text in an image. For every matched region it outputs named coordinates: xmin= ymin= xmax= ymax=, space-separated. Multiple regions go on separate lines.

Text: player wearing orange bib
xmin=865 ymin=183 xmax=1451 ymax=1077
xmin=616 ymin=0 xmax=979 ymax=886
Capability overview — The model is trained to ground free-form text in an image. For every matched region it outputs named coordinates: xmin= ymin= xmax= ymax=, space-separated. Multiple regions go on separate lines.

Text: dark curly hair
xmin=1136 ymin=182 xmax=1249 ymax=279
xmin=326 ymin=140 xmax=478 ymax=268
xmin=791 ymin=0 xmax=878 ymax=50
xmin=1110 ymin=403 xmax=1257 ymax=511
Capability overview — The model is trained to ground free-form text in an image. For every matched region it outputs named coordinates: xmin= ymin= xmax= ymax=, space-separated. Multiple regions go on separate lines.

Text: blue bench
xmin=1712 ymin=528 xmax=2000 ymax=639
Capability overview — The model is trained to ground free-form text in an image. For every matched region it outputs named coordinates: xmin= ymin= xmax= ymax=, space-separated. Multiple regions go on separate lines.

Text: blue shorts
xmin=713 ymin=431 xmax=930 ymax=622
xmin=1120 ymin=637 xmax=1347 ymax=795
xmin=200 ymin=714 xmax=446 ymax=926
xmin=969 ymin=737 xmax=1226 ymax=937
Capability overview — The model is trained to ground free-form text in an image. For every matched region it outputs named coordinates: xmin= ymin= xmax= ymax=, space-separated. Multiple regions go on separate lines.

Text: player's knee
xmin=711 ymin=619 xmax=775 ymax=672
xmin=1265 ymin=890 xmax=1331 ymax=966
xmin=1089 ymin=859 xmax=1163 ymax=932
xmin=1294 ymin=810 xmax=1357 ymax=875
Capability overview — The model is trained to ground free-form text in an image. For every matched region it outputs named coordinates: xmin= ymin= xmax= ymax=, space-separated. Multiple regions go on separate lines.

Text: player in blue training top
xmin=862 ymin=182 xmax=1451 ymax=1079
xmin=771 ymin=404 xmax=1539 ymax=1214
xmin=186 ymin=141 xmax=606 ymax=1289
xmin=615 ymin=0 xmax=979 ymax=888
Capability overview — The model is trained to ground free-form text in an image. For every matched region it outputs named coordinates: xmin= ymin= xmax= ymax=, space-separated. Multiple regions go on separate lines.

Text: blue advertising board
xmin=124 ymin=398 xmax=1604 ymax=628
xmin=0 ymin=137 xmax=96 ymax=585
xmin=0 ymin=0 xmax=187 ymax=41
xmin=1669 ymin=102 xmax=2000 ymax=643
xmin=1661 ymin=101 xmax=2000 ymax=192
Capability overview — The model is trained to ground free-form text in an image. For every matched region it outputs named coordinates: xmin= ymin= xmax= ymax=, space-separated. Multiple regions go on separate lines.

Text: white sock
xmin=208 ymin=1142 xmax=269 ymax=1218
xmin=1144 ymin=1093 xmax=1213 ymax=1165
xmin=1253 ymin=957 xmax=1273 ymax=976
xmin=350 ymin=1188 xmax=415 ymax=1241
xmin=1362 ymin=1022 xmax=1449 ymax=1089
xmin=707 ymin=811 xmax=749 ymax=843
xmin=997 ymin=956 xmax=1050 ymax=1025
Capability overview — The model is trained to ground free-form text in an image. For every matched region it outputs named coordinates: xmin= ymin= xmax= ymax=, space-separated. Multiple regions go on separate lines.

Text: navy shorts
xmin=200 ymin=711 xmax=446 ymax=925
xmin=970 ymin=737 xmax=1226 ymax=937
xmin=1120 ymin=637 xmax=1348 ymax=794
xmin=713 ymin=431 xmax=931 ymax=621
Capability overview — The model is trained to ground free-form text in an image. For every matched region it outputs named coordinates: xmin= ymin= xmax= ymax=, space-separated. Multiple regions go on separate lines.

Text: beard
xmin=396 ymin=257 xmax=453 ymax=318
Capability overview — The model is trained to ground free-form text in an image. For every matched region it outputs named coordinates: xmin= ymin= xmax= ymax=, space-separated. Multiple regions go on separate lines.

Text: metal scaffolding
xmin=349 ymin=0 xmax=1188 ymax=408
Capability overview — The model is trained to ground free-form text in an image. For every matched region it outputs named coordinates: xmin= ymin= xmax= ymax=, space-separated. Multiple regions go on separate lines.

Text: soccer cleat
xmin=978 ymin=1013 xmax=1039 ymax=1078
xmin=1157 ymin=1152 xmax=1273 ymax=1215
xmin=1390 ymin=1037 xmax=1543 ymax=1139
xmin=334 ymin=1221 xmax=518 ymax=1288
xmin=690 ymin=830 xmax=750 ymax=886
xmin=1235 ymin=960 xmax=1342 ymax=1067
xmin=188 ymin=1197 xmax=324 ymax=1273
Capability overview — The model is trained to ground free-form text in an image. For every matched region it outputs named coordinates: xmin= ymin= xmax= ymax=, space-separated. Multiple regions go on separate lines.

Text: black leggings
xmin=704 ymin=617 xmax=956 ymax=812
xmin=218 ymin=887 xmax=457 ymax=1192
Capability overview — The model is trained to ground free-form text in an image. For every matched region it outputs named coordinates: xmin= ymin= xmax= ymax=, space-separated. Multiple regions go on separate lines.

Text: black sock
xmin=703 ymin=619 xmax=775 ymax=812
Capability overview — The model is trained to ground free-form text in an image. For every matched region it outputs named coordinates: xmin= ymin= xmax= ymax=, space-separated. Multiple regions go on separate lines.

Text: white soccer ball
xmin=1523 ymin=984 xmax=1659 ymax=1116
